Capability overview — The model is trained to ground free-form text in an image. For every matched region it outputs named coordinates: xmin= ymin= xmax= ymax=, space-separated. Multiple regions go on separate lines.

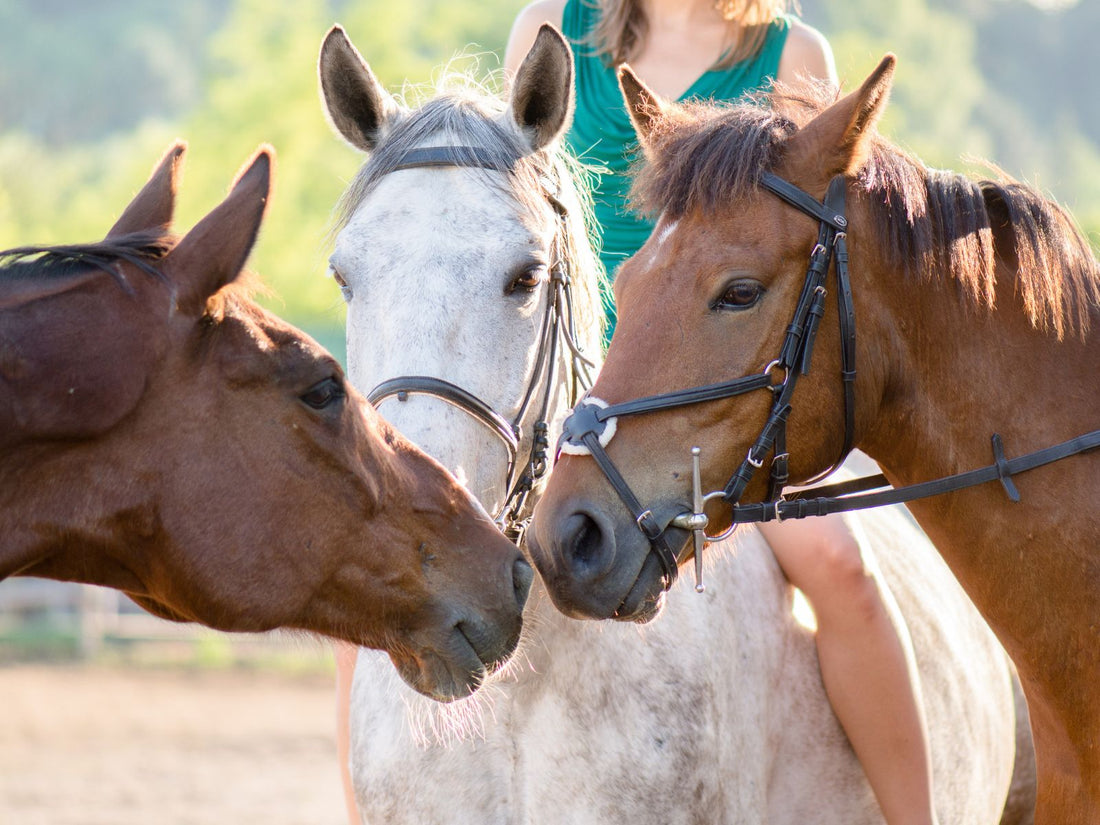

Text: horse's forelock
xmin=629 ymin=98 xmax=796 ymax=220
xmin=333 ymin=89 xmax=528 ymax=234
xmin=632 ymin=83 xmax=1100 ymax=339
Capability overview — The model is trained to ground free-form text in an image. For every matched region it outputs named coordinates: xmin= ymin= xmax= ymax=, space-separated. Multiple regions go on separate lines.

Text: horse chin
xmin=610 ymin=550 xmax=669 ymax=624
xmin=388 ymin=617 xmax=525 ymax=702
xmin=389 ymin=639 xmax=486 ymax=703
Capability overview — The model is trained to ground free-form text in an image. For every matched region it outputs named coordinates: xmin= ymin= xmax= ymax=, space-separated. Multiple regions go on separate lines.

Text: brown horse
xmin=0 ymin=143 xmax=532 ymax=701
xmin=529 ymin=57 xmax=1099 ymax=821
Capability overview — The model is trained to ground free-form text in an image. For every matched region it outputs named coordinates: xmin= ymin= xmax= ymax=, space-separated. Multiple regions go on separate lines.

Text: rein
xmin=365 ymin=146 xmax=595 ymax=543
xmin=559 ymin=171 xmax=1100 ymax=593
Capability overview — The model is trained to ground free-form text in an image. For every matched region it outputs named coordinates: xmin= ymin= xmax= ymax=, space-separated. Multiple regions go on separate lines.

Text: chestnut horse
xmin=0 ymin=143 xmax=532 ymax=701
xmin=530 ymin=55 xmax=1099 ymax=821
xmin=323 ymin=26 xmax=1033 ymax=823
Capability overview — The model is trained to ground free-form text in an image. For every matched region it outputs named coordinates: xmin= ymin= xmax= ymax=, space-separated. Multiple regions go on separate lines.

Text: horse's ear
xmin=783 ymin=54 xmax=896 ymax=186
xmin=319 ymin=25 xmax=402 ymax=152
xmin=106 ymin=141 xmax=185 ymax=239
xmin=508 ymin=23 xmax=573 ymax=152
xmin=166 ymin=147 xmax=272 ymax=316
xmin=618 ymin=64 xmax=668 ymax=156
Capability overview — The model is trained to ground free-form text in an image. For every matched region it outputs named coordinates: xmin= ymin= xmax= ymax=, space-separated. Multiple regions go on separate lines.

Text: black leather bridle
xmin=559 ymin=171 xmax=1100 ymax=594
xmin=559 ymin=173 xmax=852 ymax=590
xmin=365 ymin=146 xmax=595 ymax=543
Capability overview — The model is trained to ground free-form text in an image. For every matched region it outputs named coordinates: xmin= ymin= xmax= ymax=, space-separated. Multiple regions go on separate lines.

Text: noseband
xmin=366 ymin=146 xmax=594 ymax=543
xmin=559 ymin=173 xmax=855 ymax=591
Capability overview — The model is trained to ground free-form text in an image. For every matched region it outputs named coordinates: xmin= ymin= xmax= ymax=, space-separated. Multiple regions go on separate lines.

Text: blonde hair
xmin=590 ymin=0 xmax=794 ymax=69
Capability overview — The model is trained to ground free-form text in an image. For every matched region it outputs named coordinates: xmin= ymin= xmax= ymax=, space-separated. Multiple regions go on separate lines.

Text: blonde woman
xmin=506 ymin=4 xmax=939 ymax=825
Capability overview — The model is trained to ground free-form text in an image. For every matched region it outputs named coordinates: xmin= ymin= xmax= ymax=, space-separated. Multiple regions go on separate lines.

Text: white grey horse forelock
xmin=327 ymin=49 xmax=1034 ymax=825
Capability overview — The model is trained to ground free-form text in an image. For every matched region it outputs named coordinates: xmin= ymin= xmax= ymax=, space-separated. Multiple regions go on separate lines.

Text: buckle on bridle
xmin=773 ymin=498 xmax=787 ymax=523
xmin=764 ymin=359 xmax=789 ymax=394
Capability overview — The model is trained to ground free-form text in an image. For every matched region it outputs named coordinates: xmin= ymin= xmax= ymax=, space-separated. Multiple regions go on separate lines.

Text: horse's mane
xmin=631 ymin=81 xmax=1100 ymax=340
xmin=0 ymin=229 xmax=266 ymax=323
xmin=0 ymin=230 xmax=174 ymax=287
xmin=332 ymin=74 xmax=607 ymax=355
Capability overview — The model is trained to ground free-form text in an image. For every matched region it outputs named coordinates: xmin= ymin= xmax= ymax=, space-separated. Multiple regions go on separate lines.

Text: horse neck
xmin=0 ymin=441 xmax=156 ymax=588
xmin=861 ymin=255 xmax=1100 ymax=484
xmin=856 ymin=249 xmax=1100 ymax=715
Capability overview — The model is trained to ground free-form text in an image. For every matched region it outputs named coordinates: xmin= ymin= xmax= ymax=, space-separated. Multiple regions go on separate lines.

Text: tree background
xmin=1 ymin=0 xmax=1096 ymax=361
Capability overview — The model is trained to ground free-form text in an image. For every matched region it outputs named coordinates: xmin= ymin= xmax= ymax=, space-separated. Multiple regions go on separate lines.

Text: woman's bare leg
xmin=759 ymin=515 xmax=938 ymax=825
xmin=334 ymin=641 xmax=360 ymax=825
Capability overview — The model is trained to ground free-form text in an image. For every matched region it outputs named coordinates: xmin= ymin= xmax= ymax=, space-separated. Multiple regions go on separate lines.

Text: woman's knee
xmin=788 ymin=529 xmax=875 ymax=608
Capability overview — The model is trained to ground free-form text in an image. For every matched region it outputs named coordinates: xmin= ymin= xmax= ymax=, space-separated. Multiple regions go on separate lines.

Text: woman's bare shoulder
xmin=504 ymin=0 xmax=570 ymax=76
xmin=778 ymin=18 xmax=838 ymax=88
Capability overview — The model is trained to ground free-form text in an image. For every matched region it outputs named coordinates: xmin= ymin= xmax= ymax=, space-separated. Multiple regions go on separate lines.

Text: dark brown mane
xmin=0 ymin=229 xmax=265 ymax=321
xmin=0 ymin=230 xmax=175 ymax=286
xmin=631 ymin=82 xmax=1100 ymax=339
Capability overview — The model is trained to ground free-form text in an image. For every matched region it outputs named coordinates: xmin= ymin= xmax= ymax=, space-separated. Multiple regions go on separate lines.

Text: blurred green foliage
xmin=0 ymin=0 xmax=1096 ymax=356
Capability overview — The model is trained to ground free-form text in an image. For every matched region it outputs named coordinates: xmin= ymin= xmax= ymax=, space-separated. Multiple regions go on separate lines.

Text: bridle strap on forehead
xmin=760 ymin=172 xmax=849 ymax=231
xmin=391 ymin=146 xmax=508 ymax=173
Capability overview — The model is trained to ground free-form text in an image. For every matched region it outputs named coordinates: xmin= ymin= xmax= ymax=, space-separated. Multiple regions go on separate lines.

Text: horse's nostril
xmin=562 ymin=511 xmax=611 ymax=578
xmin=512 ymin=557 xmax=534 ymax=609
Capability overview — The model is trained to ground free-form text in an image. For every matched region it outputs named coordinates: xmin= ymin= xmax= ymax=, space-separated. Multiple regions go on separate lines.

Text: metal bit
xmin=670 ymin=447 xmax=710 ymax=593
xmin=690 ymin=447 xmax=706 ymax=593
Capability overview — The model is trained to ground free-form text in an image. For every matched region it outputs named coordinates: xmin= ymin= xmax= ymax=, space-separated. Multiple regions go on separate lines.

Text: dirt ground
xmin=0 ymin=664 xmax=348 ymax=825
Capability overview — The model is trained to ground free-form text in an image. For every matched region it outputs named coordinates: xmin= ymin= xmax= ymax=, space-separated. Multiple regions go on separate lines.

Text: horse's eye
xmin=330 ymin=266 xmax=353 ymax=302
xmin=714 ymin=280 xmax=764 ymax=311
xmin=506 ymin=265 xmax=545 ymax=295
xmin=301 ymin=377 xmax=346 ymax=410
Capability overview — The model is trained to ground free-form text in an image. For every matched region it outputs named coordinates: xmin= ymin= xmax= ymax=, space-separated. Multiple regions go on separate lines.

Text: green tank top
xmin=561 ymin=0 xmax=790 ymax=338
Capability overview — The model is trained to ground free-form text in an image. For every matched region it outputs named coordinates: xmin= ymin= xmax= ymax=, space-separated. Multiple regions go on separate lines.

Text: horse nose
xmin=512 ymin=557 xmax=534 ymax=610
xmin=561 ymin=510 xmax=615 ymax=580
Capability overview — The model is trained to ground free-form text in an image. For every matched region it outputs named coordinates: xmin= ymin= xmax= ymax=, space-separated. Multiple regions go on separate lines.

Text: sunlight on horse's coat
xmin=791 ymin=588 xmax=817 ymax=631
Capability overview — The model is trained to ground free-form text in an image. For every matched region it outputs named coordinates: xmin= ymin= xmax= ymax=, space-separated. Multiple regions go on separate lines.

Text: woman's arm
xmin=777 ymin=19 xmax=838 ymax=88
xmin=503 ymin=0 xmax=568 ymax=77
